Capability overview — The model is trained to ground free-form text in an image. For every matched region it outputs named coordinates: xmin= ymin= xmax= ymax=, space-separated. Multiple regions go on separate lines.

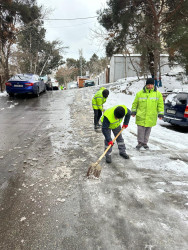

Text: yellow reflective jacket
xmin=131 ymin=86 xmax=164 ymax=127
xmin=92 ymin=87 xmax=107 ymax=111
xmin=101 ymin=105 xmax=128 ymax=129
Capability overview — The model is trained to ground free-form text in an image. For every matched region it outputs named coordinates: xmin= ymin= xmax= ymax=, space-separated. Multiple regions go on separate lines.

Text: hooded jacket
xmin=92 ymin=87 xmax=107 ymax=111
xmin=131 ymin=86 xmax=164 ymax=127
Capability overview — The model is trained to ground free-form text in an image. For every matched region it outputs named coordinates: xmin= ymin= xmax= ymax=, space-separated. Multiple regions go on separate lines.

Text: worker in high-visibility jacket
xmin=92 ymin=87 xmax=109 ymax=130
xmin=131 ymin=78 xmax=164 ymax=150
xmin=101 ymin=105 xmax=131 ymax=163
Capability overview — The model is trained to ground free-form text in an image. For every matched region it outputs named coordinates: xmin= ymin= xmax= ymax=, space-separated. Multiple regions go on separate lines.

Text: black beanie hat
xmin=102 ymin=89 xmax=109 ymax=98
xmin=114 ymin=106 xmax=125 ymax=119
xmin=146 ymin=78 xmax=154 ymax=85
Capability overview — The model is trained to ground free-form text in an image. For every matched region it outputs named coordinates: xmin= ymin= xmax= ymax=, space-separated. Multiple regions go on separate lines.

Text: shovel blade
xmin=87 ymin=163 xmax=102 ymax=178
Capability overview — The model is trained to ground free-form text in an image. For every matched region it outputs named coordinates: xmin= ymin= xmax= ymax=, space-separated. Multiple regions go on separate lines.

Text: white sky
xmin=37 ymin=0 xmax=108 ymax=61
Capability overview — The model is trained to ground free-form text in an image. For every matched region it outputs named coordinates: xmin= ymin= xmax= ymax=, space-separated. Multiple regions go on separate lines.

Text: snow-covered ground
xmin=1 ymin=73 xmax=188 ymax=178
xmin=0 ymin=73 xmax=188 ymax=249
xmin=99 ymin=74 xmax=188 ymax=178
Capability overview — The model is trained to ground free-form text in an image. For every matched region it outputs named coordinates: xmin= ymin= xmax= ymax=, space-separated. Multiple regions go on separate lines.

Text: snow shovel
xmin=87 ymin=127 xmax=125 ymax=178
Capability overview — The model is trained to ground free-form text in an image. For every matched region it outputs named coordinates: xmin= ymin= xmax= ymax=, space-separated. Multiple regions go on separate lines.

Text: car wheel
xmin=35 ymin=87 xmax=39 ymax=97
xmin=9 ymin=93 xmax=14 ymax=97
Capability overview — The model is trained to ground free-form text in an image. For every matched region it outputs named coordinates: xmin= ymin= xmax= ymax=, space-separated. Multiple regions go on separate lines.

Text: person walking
xmin=101 ymin=105 xmax=131 ymax=163
xmin=92 ymin=87 xmax=109 ymax=130
xmin=131 ymin=78 xmax=164 ymax=150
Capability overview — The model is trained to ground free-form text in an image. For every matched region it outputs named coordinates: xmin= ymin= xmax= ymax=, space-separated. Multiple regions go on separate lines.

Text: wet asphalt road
xmin=0 ymin=89 xmax=188 ymax=250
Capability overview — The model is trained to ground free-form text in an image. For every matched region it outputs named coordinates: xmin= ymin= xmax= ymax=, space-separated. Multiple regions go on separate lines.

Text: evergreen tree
xmin=17 ymin=23 xmax=46 ymax=74
xmin=0 ymin=0 xmax=42 ymax=90
xmin=165 ymin=0 xmax=188 ymax=74
xmin=98 ymin=0 xmax=186 ymax=78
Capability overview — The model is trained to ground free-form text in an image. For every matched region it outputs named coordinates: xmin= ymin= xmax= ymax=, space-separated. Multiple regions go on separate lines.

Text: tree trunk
xmin=0 ymin=44 xmax=10 ymax=91
xmin=154 ymin=23 xmax=160 ymax=83
xmin=40 ymin=56 xmax=50 ymax=76
xmin=34 ymin=53 xmax=38 ymax=74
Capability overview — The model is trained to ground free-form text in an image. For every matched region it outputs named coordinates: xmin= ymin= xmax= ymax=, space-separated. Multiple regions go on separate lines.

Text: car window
xmin=165 ymin=93 xmax=188 ymax=106
xmin=9 ymin=74 xmax=32 ymax=81
xmin=33 ymin=75 xmax=39 ymax=81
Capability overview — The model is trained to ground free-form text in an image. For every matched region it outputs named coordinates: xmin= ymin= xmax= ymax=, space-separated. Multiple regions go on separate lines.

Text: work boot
xmin=119 ymin=152 xmax=130 ymax=159
xmin=106 ymin=155 xmax=112 ymax=163
xmin=136 ymin=143 xmax=143 ymax=150
xmin=143 ymin=144 xmax=149 ymax=150
xmin=94 ymin=124 xmax=100 ymax=130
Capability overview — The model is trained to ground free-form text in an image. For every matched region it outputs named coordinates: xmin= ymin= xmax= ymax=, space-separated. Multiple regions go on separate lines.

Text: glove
xmin=122 ymin=124 xmax=128 ymax=129
xmin=108 ymin=141 xmax=114 ymax=146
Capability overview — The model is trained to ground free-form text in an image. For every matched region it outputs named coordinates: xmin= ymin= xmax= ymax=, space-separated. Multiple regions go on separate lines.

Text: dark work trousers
xmin=104 ymin=125 xmax=126 ymax=156
xmin=137 ymin=125 xmax=152 ymax=144
xmin=94 ymin=109 xmax=102 ymax=126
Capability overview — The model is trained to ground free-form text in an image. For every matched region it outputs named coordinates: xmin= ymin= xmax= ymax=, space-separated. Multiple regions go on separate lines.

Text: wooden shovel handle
xmin=97 ymin=127 xmax=125 ymax=162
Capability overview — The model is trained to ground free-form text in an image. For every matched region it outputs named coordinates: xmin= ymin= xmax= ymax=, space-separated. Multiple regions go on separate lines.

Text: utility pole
xmin=79 ymin=49 xmax=83 ymax=76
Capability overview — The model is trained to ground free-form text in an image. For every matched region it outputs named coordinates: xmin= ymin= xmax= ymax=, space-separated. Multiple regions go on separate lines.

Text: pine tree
xmin=0 ymin=0 xmax=42 ymax=90
xmin=98 ymin=0 xmax=186 ymax=78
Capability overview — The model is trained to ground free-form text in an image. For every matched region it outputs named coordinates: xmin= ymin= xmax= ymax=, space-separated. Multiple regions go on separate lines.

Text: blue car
xmin=5 ymin=73 xmax=46 ymax=97
xmin=163 ymin=90 xmax=188 ymax=127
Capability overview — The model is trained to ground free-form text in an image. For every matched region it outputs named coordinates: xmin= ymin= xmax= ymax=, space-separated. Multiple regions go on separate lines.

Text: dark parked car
xmin=84 ymin=80 xmax=95 ymax=87
xmin=45 ymin=79 xmax=53 ymax=90
xmin=5 ymin=73 xmax=46 ymax=97
xmin=163 ymin=90 xmax=188 ymax=126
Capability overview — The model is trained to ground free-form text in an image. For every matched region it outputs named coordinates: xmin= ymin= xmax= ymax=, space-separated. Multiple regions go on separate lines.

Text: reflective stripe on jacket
xmin=101 ymin=105 xmax=128 ymax=129
xmin=131 ymin=86 xmax=164 ymax=127
xmin=92 ymin=87 xmax=107 ymax=111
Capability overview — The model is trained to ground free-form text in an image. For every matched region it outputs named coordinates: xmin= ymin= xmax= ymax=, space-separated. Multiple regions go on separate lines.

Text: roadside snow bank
xmin=0 ymin=92 xmax=7 ymax=97
xmin=109 ymin=74 xmax=186 ymax=96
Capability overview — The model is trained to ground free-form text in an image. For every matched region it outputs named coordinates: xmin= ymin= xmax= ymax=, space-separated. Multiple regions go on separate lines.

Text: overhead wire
xmin=43 ymin=20 xmax=96 ymax=29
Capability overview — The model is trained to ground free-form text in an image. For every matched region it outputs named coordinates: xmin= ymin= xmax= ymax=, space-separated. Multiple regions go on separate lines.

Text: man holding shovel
xmin=101 ymin=105 xmax=131 ymax=163
xmin=92 ymin=87 xmax=109 ymax=130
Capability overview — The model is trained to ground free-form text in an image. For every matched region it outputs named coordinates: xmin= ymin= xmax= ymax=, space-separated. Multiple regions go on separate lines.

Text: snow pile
xmin=0 ymin=92 xmax=7 ymax=97
xmin=109 ymin=73 xmax=187 ymax=97
xmin=165 ymin=93 xmax=177 ymax=105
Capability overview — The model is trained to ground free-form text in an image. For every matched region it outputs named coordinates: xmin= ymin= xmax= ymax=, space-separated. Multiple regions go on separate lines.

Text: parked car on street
xmin=84 ymin=80 xmax=95 ymax=87
xmin=40 ymin=75 xmax=51 ymax=90
xmin=5 ymin=73 xmax=46 ymax=97
xmin=45 ymin=78 xmax=53 ymax=90
xmin=51 ymin=79 xmax=59 ymax=90
xmin=163 ymin=89 xmax=188 ymax=127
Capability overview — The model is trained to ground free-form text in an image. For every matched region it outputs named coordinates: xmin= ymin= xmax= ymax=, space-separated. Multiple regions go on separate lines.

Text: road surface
xmin=0 ymin=88 xmax=187 ymax=250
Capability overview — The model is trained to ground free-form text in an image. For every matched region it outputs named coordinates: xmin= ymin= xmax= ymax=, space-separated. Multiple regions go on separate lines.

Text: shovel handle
xmin=97 ymin=127 xmax=125 ymax=163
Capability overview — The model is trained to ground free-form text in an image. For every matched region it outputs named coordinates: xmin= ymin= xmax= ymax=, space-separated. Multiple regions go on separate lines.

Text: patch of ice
xmin=57 ymin=198 xmax=65 ymax=202
xmin=53 ymin=166 xmax=72 ymax=180
xmin=157 ymin=189 xmax=165 ymax=193
xmin=164 ymin=160 xmax=188 ymax=175
xmin=8 ymin=104 xmax=15 ymax=109
xmin=20 ymin=217 xmax=26 ymax=222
